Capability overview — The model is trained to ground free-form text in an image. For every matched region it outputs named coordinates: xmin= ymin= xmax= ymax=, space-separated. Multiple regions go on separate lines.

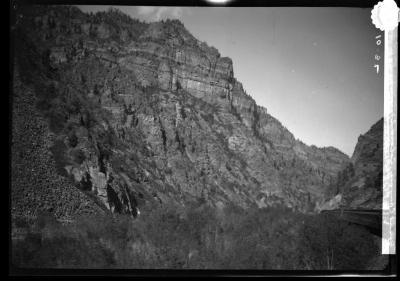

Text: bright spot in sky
xmin=205 ymin=0 xmax=232 ymax=4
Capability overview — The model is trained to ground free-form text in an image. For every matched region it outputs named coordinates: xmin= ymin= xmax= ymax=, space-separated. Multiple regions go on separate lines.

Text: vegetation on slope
xmin=12 ymin=203 xmax=384 ymax=270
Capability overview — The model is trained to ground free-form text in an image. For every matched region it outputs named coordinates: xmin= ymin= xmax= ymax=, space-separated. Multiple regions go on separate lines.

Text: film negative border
xmin=371 ymin=0 xmax=399 ymax=255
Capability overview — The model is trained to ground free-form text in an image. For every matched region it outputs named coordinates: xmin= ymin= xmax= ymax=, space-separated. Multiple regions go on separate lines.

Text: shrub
xmin=67 ymin=133 xmax=78 ymax=148
xmin=36 ymin=211 xmax=58 ymax=230
xmin=298 ymin=213 xmax=379 ymax=270
xmin=70 ymin=148 xmax=86 ymax=164
xmin=11 ymin=203 xmax=383 ymax=270
xmin=13 ymin=216 xmax=29 ymax=228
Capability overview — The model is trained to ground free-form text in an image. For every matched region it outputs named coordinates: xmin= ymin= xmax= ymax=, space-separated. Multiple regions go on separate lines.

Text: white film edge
xmin=371 ymin=0 xmax=398 ymax=255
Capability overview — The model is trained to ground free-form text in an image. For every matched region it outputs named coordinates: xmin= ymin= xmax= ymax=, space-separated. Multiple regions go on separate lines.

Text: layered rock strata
xmin=12 ymin=5 xmax=351 ymax=218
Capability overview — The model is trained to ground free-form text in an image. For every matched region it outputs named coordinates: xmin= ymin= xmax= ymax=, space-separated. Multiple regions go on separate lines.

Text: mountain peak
xmin=13 ymin=4 xmax=352 ymax=219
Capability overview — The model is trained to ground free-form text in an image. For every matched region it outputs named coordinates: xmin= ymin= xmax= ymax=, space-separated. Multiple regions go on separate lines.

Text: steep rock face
xmin=12 ymin=5 xmax=351 ymax=218
xmin=352 ymin=119 xmax=383 ymax=176
xmin=318 ymin=119 xmax=383 ymax=211
xmin=345 ymin=119 xmax=383 ymax=209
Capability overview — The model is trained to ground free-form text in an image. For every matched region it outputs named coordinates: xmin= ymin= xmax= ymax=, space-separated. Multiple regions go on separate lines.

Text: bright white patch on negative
xmin=372 ymin=0 xmax=400 ymax=31
xmin=206 ymin=0 xmax=232 ymax=3
xmin=372 ymin=0 xmax=399 ymax=254
xmin=382 ymin=27 xmax=397 ymax=255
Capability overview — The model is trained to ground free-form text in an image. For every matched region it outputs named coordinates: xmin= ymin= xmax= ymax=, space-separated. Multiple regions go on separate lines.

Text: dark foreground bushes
xmin=11 ymin=203 xmax=384 ymax=270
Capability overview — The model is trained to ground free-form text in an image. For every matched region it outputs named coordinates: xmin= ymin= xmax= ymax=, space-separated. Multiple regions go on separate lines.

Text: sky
xmin=77 ymin=6 xmax=384 ymax=156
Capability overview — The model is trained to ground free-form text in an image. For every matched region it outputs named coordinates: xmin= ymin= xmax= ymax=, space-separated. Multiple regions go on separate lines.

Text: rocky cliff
xmin=343 ymin=119 xmax=383 ymax=209
xmin=12 ymin=5 xmax=351 ymax=220
xmin=317 ymin=118 xmax=383 ymax=211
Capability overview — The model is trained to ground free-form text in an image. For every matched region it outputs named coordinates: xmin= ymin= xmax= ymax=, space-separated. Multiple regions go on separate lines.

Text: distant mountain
xmin=12 ymin=5 xmax=351 ymax=220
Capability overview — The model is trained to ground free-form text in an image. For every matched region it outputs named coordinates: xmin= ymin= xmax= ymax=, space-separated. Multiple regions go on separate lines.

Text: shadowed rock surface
xmin=11 ymin=66 xmax=105 ymax=220
xmin=343 ymin=119 xmax=383 ymax=209
xmin=12 ymin=5 xmax=359 ymax=219
xmin=318 ymin=119 xmax=383 ymax=211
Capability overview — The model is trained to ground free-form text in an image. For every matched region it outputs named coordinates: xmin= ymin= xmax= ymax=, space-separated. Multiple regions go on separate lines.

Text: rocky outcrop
xmin=12 ymin=5 xmax=351 ymax=219
xmin=318 ymin=119 xmax=383 ymax=211
xmin=352 ymin=119 xmax=383 ymax=176
xmin=11 ymin=67 xmax=104 ymax=221
xmin=344 ymin=119 xmax=383 ymax=209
